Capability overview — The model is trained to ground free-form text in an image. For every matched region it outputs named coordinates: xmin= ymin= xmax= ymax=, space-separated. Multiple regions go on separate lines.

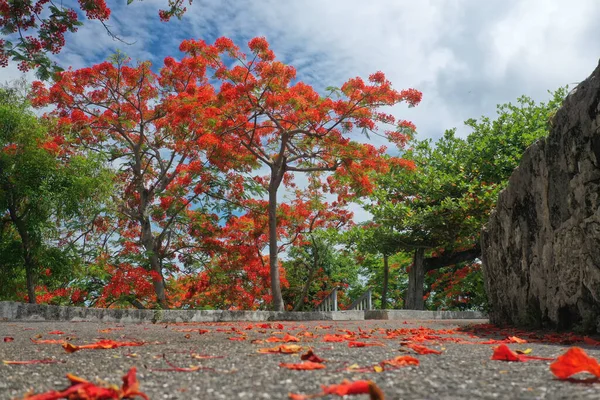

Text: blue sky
xmin=2 ymin=0 xmax=600 ymax=221
xmin=3 ymin=0 xmax=600 ymax=143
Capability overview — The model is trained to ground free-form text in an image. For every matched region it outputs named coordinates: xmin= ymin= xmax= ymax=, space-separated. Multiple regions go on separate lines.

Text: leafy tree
xmin=282 ymin=230 xmax=361 ymax=311
xmin=365 ymin=88 xmax=567 ymax=310
xmin=463 ymin=88 xmax=568 ymax=188
xmin=0 ymin=0 xmax=191 ymax=79
xmin=344 ymin=222 xmax=402 ymax=309
xmin=0 ymin=83 xmax=110 ymax=303
xmin=366 ymin=131 xmax=488 ymax=309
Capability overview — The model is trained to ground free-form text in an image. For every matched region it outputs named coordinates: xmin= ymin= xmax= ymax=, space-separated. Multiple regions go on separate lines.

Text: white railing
xmin=348 ymin=289 xmax=372 ymax=311
xmin=314 ymin=288 xmax=338 ymax=312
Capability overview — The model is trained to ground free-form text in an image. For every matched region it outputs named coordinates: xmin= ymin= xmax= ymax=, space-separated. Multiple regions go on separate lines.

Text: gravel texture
xmin=1 ymin=319 xmax=599 ymax=399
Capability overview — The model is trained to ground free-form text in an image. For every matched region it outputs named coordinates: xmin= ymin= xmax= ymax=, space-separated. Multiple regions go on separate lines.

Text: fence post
xmin=332 ymin=288 xmax=338 ymax=312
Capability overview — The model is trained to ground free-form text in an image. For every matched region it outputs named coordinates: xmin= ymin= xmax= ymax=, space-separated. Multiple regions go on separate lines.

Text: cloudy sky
xmin=2 ymin=0 xmax=599 ymax=219
xmin=3 ymin=0 xmax=600 ymax=142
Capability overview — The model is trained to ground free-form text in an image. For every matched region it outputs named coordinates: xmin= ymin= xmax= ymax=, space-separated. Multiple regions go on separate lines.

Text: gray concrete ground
xmin=1 ymin=319 xmax=599 ymax=400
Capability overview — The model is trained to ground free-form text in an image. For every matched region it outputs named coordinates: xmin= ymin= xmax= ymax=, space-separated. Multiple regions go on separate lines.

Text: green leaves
xmin=0 ymin=84 xmax=112 ymax=303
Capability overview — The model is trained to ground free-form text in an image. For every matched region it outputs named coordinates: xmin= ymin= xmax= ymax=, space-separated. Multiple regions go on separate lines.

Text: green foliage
xmin=0 ymin=83 xmax=112 ymax=303
xmin=282 ymin=230 xmax=361 ymax=311
xmin=464 ymin=88 xmax=568 ymax=187
xmin=356 ymin=88 xmax=568 ymax=311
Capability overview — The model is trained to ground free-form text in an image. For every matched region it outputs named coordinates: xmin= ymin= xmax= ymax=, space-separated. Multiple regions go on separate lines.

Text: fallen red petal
xmin=491 ymin=344 xmax=524 ymax=362
xmin=347 ymin=341 xmax=384 ymax=348
xmin=405 ymin=343 xmax=442 ymax=355
xmin=279 ymin=361 xmax=326 ymax=370
xmin=550 ymin=347 xmax=600 ymax=380
xmin=583 ymin=337 xmax=600 ymax=346
xmin=301 ymin=349 xmax=325 ymax=363
xmin=3 ymin=359 xmax=62 ymax=365
xmin=63 ymin=340 xmax=145 ymax=353
xmin=322 ymin=380 xmax=384 ymax=398
xmin=380 ymin=355 xmax=419 ymax=369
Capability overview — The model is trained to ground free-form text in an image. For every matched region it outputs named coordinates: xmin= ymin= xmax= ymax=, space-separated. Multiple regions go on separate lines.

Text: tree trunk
xmin=293 ymin=242 xmax=319 ymax=311
xmin=128 ymin=298 xmax=146 ymax=309
xmin=8 ymin=205 xmax=36 ymax=303
xmin=405 ymin=248 xmax=425 ymax=310
xmin=268 ymin=182 xmax=284 ymax=311
xmin=23 ymin=247 xmax=36 ymax=304
xmin=381 ymin=254 xmax=389 ymax=309
xmin=140 ymin=217 xmax=168 ymax=309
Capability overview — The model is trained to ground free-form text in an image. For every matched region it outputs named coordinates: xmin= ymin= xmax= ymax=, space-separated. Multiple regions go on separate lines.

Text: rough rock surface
xmin=482 ymin=60 xmax=600 ymax=333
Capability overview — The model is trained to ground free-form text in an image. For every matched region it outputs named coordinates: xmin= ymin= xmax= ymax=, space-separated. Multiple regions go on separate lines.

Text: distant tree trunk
xmin=405 ymin=248 xmax=425 ymax=310
xmin=293 ymin=254 xmax=319 ymax=311
xmin=140 ymin=215 xmax=168 ymax=309
xmin=128 ymin=298 xmax=146 ymax=309
xmin=8 ymin=204 xmax=36 ymax=304
xmin=381 ymin=254 xmax=389 ymax=309
xmin=268 ymin=162 xmax=286 ymax=312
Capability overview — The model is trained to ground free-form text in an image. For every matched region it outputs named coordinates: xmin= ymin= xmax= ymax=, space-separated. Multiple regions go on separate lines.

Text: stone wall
xmin=482 ymin=61 xmax=600 ymax=333
xmin=0 ymin=301 xmax=486 ymax=322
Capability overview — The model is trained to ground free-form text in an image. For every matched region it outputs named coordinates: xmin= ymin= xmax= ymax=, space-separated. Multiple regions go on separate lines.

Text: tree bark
xmin=268 ymin=179 xmax=284 ymax=311
xmin=128 ymin=298 xmax=146 ymax=309
xmin=140 ymin=216 xmax=168 ymax=309
xmin=405 ymin=248 xmax=425 ymax=310
xmin=424 ymin=246 xmax=481 ymax=272
xmin=8 ymin=205 xmax=36 ymax=304
xmin=381 ymin=254 xmax=389 ymax=309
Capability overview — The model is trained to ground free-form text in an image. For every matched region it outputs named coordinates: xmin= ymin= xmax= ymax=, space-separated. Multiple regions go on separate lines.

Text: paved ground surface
xmin=1 ymin=319 xmax=599 ymax=399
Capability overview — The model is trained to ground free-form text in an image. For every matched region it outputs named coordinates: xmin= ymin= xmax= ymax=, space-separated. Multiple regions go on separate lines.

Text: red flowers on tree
xmin=31 ymin=51 xmax=250 ymax=309
xmin=31 ymin=36 xmax=420 ymax=310
xmin=0 ymin=0 xmax=192 ymax=78
xmin=174 ymin=36 xmax=420 ymax=310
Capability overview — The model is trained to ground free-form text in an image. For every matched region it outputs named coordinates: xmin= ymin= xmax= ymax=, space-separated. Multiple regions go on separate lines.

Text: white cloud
xmin=2 ymin=0 xmax=599 ymax=225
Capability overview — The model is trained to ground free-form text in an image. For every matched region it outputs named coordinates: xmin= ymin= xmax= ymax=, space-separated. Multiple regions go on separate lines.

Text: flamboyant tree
xmin=31 ymin=51 xmax=256 ymax=309
xmin=0 ymin=0 xmax=192 ymax=78
xmin=173 ymin=36 xmax=421 ymax=311
xmin=181 ymin=183 xmax=353 ymax=311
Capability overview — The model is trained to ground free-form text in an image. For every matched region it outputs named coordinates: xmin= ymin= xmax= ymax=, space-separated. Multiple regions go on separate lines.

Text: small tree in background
xmin=0 ymin=83 xmax=110 ymax=303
